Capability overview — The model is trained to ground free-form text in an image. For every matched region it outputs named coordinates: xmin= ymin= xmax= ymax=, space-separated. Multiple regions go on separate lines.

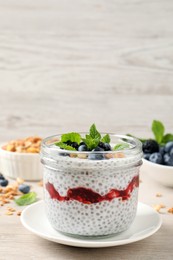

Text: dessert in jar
xmin=41 ymin=125 xmax=143 ymax=236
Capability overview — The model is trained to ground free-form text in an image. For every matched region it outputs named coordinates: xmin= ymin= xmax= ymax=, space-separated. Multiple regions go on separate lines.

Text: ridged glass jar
xmin=41 ymin=134 xmax=143 ymax=237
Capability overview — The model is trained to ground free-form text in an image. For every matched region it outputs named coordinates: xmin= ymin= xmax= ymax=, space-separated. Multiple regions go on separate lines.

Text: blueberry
xmin=164 ymin=141 xmax=173 ymax=154
xmin=70 ymin=142 xmax=79 ymax=150
xmin=149 ymin=152 xmax=163 ymax=164
xmin=88 ymin=147 xmax=104 ymax=160
xmin=93 ymin=147 xmax=104 ymax=152
xmin=142 ymin=140 xmax=159 ymax=154
xmin=0 ymin=173 xmax=5 ymax=180
xmin=163 ymin=153 xmax=173 ymax=166
xmin=159 ymin=146 xmax=165 ymax=156
xmin=78 ymin=144 xmax=88 ymax=151
xmin=19 ymin=184 xmax=30 ymax=194
xmin=65 ymin=140 xmax=72 ymax=145
xmin=170 ymin=148 xmax=173 ymax=156
xmin=79 ymin=142 xmax=85 ymax=146
xmin=99 ymin=142 xmax=111 ymax=151
xmin=59 ymin=152 xmax=69 ymax=157
xmin=143 ymin=153 xmax=151 ymax=160
xmin=0 ymin=179 xmax=8 ymax=187
xmin=88 ymin=153 xmax=104 ymax=160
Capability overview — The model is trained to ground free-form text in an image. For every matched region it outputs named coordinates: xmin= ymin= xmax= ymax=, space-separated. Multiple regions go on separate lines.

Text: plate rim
xmin=21 ymin=200 xmax=162 ymax=248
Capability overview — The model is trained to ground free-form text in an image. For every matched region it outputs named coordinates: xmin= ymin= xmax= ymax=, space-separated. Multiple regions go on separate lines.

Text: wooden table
xmin=0 ymin=0 xmax=173 ymax=259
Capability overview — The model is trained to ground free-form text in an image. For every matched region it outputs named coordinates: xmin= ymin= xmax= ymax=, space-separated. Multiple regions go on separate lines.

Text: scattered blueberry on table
xmin=18 ymin=184 xmax=31 ymax=194
xmin=0 ymin=178 xmax=9 ymax=187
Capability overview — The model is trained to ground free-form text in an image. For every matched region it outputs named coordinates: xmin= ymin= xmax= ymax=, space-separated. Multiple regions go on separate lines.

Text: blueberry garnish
xmin=99 ymin=142 xmax=111 ymax=151
xmin=78 ymin=144 xmax=88 ymax=152
xmin=70 ymin=142 xmax=79 ymax=150
xmin=18 ymin=184 xmax=30 ymax=194
xmin=93 ymin=146 xmax=104 ymax=152
xmin=88 ymin=153 xmax=104 ymax=160
xmin=88 ymin=147 xmax=104 ymax=160
xmin=142 ymin=140 xmax=159 ymax=154
xmin=159 ymin=146 xmax=165 ymax=156
xmin=164 ymin=141 xmax=173 ymax=154
xmin=0 ymin=179 xmax=8 ymax=187
xmin=163 ymin=153 xmax=173 ymax=166
xmin=143 ymin=153 xmax=151 ymax=160
xmin=149 ymin=152 xmax=163 ymax=164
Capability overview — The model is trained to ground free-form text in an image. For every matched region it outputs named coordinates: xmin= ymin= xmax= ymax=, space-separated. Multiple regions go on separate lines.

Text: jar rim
xmin=41 ymin=133 xmax=142 ymax=155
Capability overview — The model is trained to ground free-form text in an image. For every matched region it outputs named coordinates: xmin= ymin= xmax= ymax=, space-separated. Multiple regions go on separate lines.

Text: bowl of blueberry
xmin=131 ymin=120 xmax=173 ymax=187
xmin=41 ymin=124 xmax=143 ymax=236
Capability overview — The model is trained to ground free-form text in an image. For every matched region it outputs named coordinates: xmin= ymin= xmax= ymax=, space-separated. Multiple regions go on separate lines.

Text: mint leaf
xmin=152 ymin=120 xmax=165 ymax=144
xmin=162 ymin=133 xmax=173 ymax=144
xmin=101 ymin=134 xmax=110 ymax=143
xmin=113 ymin=143 xmax=130 ymax=151
xmin=55 ymin=142 xmax=76 ymax=150
xmin=82 ymin=135 xmax=100 ymax=150
xmin=89 ymin=124 xmax=101 ymax=140
xmin=15 ymin=192 xmax=37 ymax=206
xmin=61 ymin=132 xmax=81 ymax=144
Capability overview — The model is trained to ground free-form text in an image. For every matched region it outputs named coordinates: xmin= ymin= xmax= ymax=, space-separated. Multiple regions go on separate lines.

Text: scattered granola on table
xmin=153 ymin=204 xmax=166 ymax=213
xmin=0 ymin=174 xmax=38 ymax=216
xmin=156 ymin=193 xmax=162 ymax=197
xmin=168 ymin=208 xmax=173 ymax=214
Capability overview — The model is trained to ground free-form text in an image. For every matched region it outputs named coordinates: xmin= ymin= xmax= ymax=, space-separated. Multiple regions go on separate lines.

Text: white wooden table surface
xmin=0 ymin=0 xmax=173 ymax=259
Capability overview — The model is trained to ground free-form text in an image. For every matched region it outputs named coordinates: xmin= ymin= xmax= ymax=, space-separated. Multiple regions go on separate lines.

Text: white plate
xmin=21 ymin=201 xmax=162 ymax=248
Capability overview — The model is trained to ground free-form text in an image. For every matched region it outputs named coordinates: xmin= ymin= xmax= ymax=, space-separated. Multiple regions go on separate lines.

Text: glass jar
xmin=41 ymin=134 xmax=143 ymax=236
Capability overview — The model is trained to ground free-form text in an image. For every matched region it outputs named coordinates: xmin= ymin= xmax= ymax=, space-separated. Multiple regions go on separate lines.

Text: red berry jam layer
xmin=46 ymin=175 xmax=139 ymax=204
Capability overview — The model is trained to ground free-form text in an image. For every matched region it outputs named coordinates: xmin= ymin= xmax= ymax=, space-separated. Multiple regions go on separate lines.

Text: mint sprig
xmin=101 ymin=134 xmax=110 ymax=143
xmin=82 ymin=135 xmax=100 ymax=150
xmin=55 ymin=142 xmax=76 ymax=151
xmin=152 ymin=120 xmax=173 ymax=145
xmin=113 ymin=143 xmax=130 ymax=151
xmin=82 ymin=124 xmax=102 ymax=150
xmin=128 ymin=120 xmax=173 ymax=145
xmin=61 ymin=132 xmax=81 ymax=144
xmin=89 ymin=124 xmax=101 ymax=140
xmin=15 ymin=192 xmax=37 ymax=206
xmin=54 ymin=124 xmax=111 ymax=151
xmin=152 ymin=120 xmax=164 ymax=144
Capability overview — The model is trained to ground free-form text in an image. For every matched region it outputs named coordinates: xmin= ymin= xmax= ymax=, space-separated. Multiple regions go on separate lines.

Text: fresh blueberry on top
xmin=163 ymin=153 xmax=173 ymax=166
xmin=164 ymin=141 xmax=173 ymax=154
xmin=93 ymin=147 xmax=104 ymax=152
xmin=70 ymin=142 xmax=79 ymax=150
xmin=0 ymin=173 xmax=5 ymax=180
xmin=143 ymin=153 xmax=151 ymax=160
xmin=170 ymin=148 xmax=173 ymax=156
xmin=142 ymin=140 xmax=159 ymax=154
xmin=149 ymin=152 xmax=163 ymax=164
xmin=19 ymin=184 xmax=30 ymax=194
xmin=59 ymin=152 xmax=69 ymax=157
xmin=0 ymin=179 xmax=8 ymax=187
xmin=88 ymin=147 xmax=104 ymax=160
xmin=79 ymin=142 xmax=85 ymax=146
xmin=88 ymin=153 xmax=104 ymax=160
xmin=65 ymin=140 xmax=72 ymax=145
xmin=78 ymin=144 xmax=88 ymax=152
xmin=64 ymin=141 xmax=78 ymax=149
xmin=99 ymin=142 xmax=111 ymax=151
xmin=159 ymin=146 xmax=165 ymax=156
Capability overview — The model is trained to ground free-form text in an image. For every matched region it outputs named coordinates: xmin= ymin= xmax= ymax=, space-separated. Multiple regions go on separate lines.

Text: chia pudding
xmin=41 ymin=129 xmax=143 ymax=236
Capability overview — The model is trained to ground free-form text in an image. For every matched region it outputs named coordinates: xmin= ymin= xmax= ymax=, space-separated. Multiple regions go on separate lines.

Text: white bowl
xmin=142 ymin=158 xmax=173 ymax=187
xmin=0 ymin=147 xmax=43 ymax=181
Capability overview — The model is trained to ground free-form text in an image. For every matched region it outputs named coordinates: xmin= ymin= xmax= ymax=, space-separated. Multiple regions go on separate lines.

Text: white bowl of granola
xmin=0 ymin=137 xmax=43 ymax=181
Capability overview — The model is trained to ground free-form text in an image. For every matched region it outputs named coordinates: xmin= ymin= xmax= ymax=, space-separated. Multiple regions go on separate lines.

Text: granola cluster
xmin=2 ymin=136 xmax=42 ymax=153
